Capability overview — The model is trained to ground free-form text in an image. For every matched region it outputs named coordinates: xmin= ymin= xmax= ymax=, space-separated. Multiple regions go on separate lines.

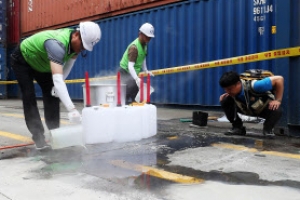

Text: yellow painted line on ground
xmin=1 ymin=113 xmax=25 ymax=118
xmin=0 ymin=131 xmax=32 ymax=143
xmin=1 ymin=113 xmax=70 ymax=125
xmin=110 ymin=160 xmax=204 ymax=184
xmin=212 ymin=143 xmax=300 ymax=160
xmin=261 ymin=151 xmax=300 ymax=160
xmin=0 ymin=113 xmax=70 ymax=142
xmin=167 ymin=136 xmax=178 ymax=140
xmin=212 ymin=143 xmax=259 ymax=153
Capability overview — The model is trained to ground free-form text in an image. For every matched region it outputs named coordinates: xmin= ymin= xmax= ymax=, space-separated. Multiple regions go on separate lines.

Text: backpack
xmin=240 ymin=69 xmax=274 ymax=81
xmin=237 ymin=69 xmax=275 ymax=115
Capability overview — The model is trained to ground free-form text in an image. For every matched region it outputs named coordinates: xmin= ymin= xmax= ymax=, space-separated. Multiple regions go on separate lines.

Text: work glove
xmin=51 ymin=86 xmax=59 ymax=98
xmin=135 ymin=77 xmax=141 ymax=88
xmin=68 ymin=109 xmax=82 ymax=123
xmin=146 ymin=70 xmax=155 ymax=77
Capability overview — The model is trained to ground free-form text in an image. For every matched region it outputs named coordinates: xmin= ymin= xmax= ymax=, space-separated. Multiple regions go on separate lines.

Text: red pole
xmin=117 ymin=71 xmax=121 ymax=106
xmin=140 ymin=74 xmax=144 ymax=103
xmin=85 ymin=71 xmax=91 ymax=107
xmin=147 ymin=73 xmax=150 ymax=104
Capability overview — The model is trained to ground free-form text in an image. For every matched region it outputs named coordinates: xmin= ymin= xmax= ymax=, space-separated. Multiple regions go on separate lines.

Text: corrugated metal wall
xmin=276 ymin=0 xmax=300 ymax=136
xmin=289 ymin=0 xmax=300 ymax=127
xmin=20 ymin=0 xmax=182 ymax=37
xmin=5 ymin=0 xmax=20 ymax=97
xmin=7 ymin=0 xmax=20 ymax=45
xmin=0 ymin=45 xmax=7 ymax=96
xmin=0 ymin=0 xmax=7 ymax=97
xmin=6 ymin=0 xmax=300 ymax=135
xmin=0 ymin=0 xmax=7 ymax=44
xmin=6 ymin=46 xmax=20 ymax=97
xmin=66 ymin=0 xmax=276 ymax=106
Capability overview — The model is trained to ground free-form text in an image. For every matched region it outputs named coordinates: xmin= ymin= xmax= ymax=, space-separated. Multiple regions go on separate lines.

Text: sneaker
xmin=35 ymin=140 xmax=51 ymax=151
xmin=263 ymin=129 xmax=275 ymax=138
xmin=225 ymin=126 xmax=246 ymax=136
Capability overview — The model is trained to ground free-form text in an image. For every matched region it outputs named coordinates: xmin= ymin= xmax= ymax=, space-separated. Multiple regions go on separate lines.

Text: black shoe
xmin=35 ymin=140 xmax=51 ymax=151
xmin=225 ymin=126 xmax=246 ymax=136
xmin=263 ymin=129 xmax=275 ymax=138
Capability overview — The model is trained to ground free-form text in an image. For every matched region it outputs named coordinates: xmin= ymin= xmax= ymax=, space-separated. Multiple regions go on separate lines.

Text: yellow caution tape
xmin=1 ymin=46 xmax=299 ymax=85
xmin=0 ymin=80 xmax=18 ymax=84
xmin=139 ymin=46 xmax=300 ymax=77
xmin=64 ymin=76 xmax=117 ymax=84
xmin=0 ymin=76 xmax=117 ymax=85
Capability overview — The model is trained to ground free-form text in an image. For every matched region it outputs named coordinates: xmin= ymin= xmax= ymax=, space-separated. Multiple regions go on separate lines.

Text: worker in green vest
xmin=10 ymin=21 xmax=101 ymax=150
xmin=119 ymin=23 xmax=155 ymax=104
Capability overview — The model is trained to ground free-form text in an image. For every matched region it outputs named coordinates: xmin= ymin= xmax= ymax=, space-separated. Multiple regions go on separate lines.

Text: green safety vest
xmin=20 ymin=28 xmax=77 ymax=73
xmin=120 ymin=38 xmax=147 ymax=74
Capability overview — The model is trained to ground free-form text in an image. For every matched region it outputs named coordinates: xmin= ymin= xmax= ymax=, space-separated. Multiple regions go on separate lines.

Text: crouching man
xmin=219 ymin=71 xmax=284 ymax=138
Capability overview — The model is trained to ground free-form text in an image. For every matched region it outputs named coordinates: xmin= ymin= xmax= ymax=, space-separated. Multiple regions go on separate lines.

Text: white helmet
xmin=139 ymin=23 xmax=155 ymax=38
xmin=78 ymin=21 xmax=101 ymax=51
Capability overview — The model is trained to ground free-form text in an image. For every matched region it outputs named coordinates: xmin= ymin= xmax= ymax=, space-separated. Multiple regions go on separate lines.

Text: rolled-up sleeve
xmin=252 ymin=77 xmax=273 ymax=93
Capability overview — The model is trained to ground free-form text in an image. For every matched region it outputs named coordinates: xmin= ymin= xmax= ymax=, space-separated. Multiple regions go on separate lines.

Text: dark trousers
xmin=118 ymin=67 xmax=139 ymax=104
xmin=220 ymin=95 xmax=283 ymax=131
xmin=10 ymin=45 xmax=60 ymax=143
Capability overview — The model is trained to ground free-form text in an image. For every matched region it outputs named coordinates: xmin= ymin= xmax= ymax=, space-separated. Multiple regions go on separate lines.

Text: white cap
xmin=139 ymin=23 xmax=155 ymax=38
xmin=79 ymin=21 xmax=101 ymax=51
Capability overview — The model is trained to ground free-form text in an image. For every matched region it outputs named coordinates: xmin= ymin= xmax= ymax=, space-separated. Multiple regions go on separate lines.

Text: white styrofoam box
xmin=140 ymin=105 xmax=149 ymax=139
xmin=82 ymin=106 xmax=115 ymax=144
xmin=82 ymin=104 xmax=157 ymax=145
xmin=50 ymin=124 xmax=84 ymax=149
xmin=146 ymin=104 xmax=157 ymax=137
xmin=140 ymin=104 xmax=157 ymax=138
xmin=113 ymin=106 xmax=143 ymax=143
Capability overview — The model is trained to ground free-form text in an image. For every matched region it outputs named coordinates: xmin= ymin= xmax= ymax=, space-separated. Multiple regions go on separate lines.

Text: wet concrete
xmin=1 ymin=100 xmax=300 ymax=199
xmin=157 ymin=139 xmax=300 ymax=189
xmin=2 ymin=119 xmax=300 ymax=192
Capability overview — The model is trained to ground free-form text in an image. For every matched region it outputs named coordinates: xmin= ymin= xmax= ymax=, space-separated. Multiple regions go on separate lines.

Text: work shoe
xmin=224 ymin=126 xmax=246 ymax=136
xmin=35 ymin=140 xmax=51 ymax=151
xmin=263 ymin=129 xmax=275 ymax=138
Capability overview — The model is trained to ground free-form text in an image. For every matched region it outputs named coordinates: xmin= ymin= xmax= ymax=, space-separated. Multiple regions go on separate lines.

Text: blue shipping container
xmin=74 ymin=0 xmax=298 ymax=135
xmin=0 ymin=0 xmax=7 ymax=44
xmin=6 ymin=45 xmax=20 ymax=97
xmin=68 ymin=0 xmax=277 ymax=106
xmin=8 ymin=0 xmax=300 ymax=135
xmin=0 ymin=43 xmax=7 ymax=97
xmin=280 ymin=0 xmax=300 ymax=136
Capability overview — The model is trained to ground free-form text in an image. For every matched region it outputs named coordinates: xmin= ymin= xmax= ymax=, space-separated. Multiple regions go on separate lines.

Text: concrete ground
xmin=0 ymin=99 xmax=300 ymax=200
